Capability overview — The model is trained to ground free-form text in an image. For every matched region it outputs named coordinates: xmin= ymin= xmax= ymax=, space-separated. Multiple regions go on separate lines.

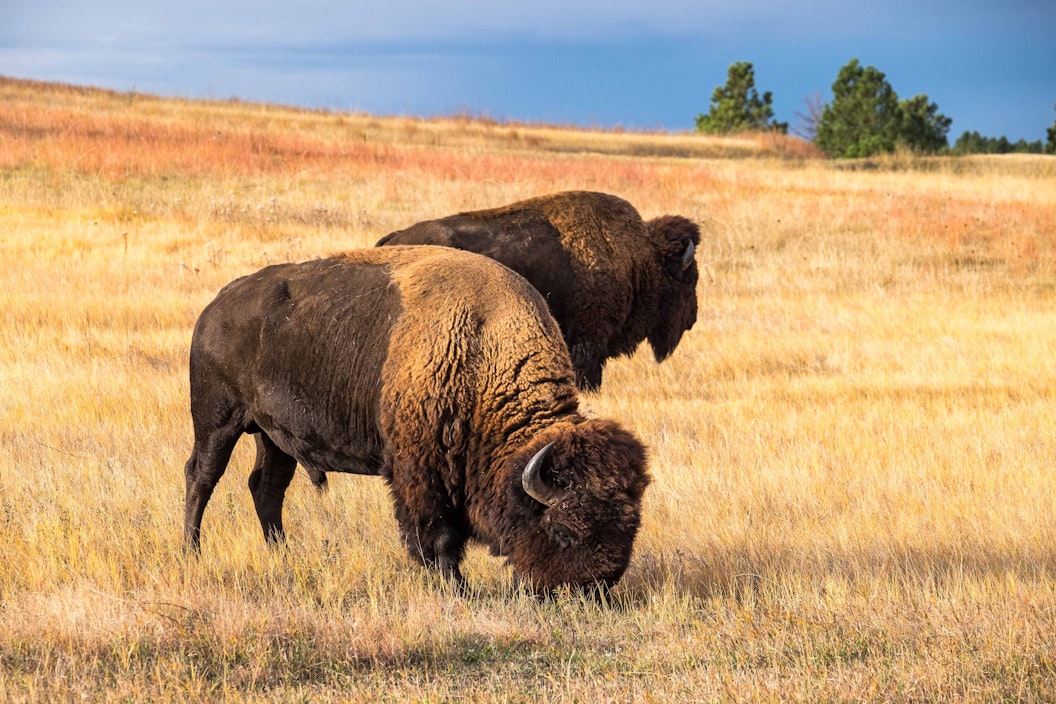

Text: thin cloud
xmin=5 ymin=0 xmax=938 ymax=47
xmin=4 ymin=0 xmax=1054 ymax=138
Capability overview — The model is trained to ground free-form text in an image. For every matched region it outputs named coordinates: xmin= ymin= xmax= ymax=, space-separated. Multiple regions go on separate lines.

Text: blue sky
xmin=3 ymin=1 xmax=1054 ymax=142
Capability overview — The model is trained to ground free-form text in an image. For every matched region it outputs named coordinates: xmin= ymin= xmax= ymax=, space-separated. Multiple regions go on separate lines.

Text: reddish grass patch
xmin=0 ymin=101 xmax=667 ymax=191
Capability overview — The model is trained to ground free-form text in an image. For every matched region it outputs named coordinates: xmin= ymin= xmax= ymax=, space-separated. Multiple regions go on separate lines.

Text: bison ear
xmin=647 ymin=215 xmax=700 ymax=276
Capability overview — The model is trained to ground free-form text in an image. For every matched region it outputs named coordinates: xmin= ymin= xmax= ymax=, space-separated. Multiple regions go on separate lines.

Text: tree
xmin=953 ymin=130 xmax=987 ymax=154
xmin=696 ymin=61 xmax=788 ymax=135
xmin=898 ymin=94 xmax=952 ymax=154
xmin=1046 ymin=103 xmax=1056 ymax=155
xmin=952 ymin=130 xmax=1043 ymax=155
xmin=1015 ymin=139 xmax=1044 ymax=153
xmin=815 ymin=59 xmax=901 ymax=158
xmin=792 ymin=91 xmax=825 ymax=141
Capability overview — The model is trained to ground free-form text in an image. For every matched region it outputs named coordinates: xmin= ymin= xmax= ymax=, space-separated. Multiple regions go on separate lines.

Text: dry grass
xmin=2 ymin=75 xmax=1055 ymax=702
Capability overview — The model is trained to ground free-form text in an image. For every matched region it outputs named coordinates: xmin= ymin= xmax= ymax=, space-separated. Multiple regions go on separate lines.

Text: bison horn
xmin=522 ymin=441 xmax=560 ymax=507
xmin=681 ymin=240 xmax=695 ymax=271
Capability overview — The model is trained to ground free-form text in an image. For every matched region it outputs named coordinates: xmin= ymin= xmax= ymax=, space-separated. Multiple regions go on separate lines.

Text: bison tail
xmin=305 ymin=467 xmax=329 ymax=492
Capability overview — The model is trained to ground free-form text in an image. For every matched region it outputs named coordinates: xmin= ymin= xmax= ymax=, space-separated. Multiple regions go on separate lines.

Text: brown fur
xmin=377 ymin=191 xmax=701 ymax=390
xmin=183 ymin=246 xmax=650 ymax=593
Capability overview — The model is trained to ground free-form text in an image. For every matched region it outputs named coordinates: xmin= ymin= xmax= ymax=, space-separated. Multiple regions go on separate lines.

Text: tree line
xmin=696 ymin=60 xmax=1056 ymax=158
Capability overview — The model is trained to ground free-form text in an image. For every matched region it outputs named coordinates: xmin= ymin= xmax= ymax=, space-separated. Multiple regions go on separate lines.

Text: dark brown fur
xmin=183 ymin=246 xmax=650 ymax=593
xmin=376 ymin=191 xmax=700 ymax=390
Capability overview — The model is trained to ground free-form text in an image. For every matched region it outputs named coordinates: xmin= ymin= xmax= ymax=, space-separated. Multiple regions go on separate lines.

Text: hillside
xmin=0 ymin=75 xmax=822 ymax=167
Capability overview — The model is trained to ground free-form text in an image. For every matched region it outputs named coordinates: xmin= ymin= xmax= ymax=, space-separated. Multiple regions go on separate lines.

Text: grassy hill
xmin=1 ymin=75 xmax=1055 ymax=701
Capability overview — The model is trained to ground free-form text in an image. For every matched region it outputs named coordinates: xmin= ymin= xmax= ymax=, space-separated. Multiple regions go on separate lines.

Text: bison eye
xmin=547 ymin=523 xmax=579 ymax=549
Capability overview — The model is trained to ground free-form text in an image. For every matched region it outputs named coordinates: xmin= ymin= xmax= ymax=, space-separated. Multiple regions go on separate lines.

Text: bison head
xmin=503 ymin=419 xmax=650 ymax=594
xmin=646 ymin=215 xmax=701 ymax=362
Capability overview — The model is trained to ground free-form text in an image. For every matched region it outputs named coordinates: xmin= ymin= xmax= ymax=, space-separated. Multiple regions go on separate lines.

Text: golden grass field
xmin=1 ymin=75 xmax=1055 ymax=701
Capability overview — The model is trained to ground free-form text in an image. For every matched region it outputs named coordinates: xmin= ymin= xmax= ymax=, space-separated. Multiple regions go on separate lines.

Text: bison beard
xmin=183 ymin=246 xmax=650 ymax=594
xmin=377 ymin=190 xmax=701 ymax=391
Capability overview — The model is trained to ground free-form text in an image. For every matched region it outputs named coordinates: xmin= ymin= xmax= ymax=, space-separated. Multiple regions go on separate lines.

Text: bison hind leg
xmin=183 ymin=424 xmax=241 ymax=552
xmin=248 ymin=433 xmax=298 ymax=543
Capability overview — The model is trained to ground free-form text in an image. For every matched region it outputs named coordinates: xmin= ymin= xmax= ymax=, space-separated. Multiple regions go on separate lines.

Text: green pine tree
xmin=815 ymin=59 xmax=901 ymax=158
xmin=696 ymin=62 xmax=787 ymax=135
xmin=898 ymin=94 xmax=952 ymax=154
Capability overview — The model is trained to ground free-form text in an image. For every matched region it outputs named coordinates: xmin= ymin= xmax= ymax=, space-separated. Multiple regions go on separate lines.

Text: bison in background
xmin=376 ymin=191 xmax=701 ymax=391
xmin=183 ymin=246 xmax=650 ymax=594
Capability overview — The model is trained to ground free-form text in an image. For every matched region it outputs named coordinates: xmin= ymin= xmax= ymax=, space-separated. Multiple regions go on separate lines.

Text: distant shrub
xmin=816 ymin=59 xmax=950 ymax=158
xmin=952 ymin=131 xmax=1044 ymax=155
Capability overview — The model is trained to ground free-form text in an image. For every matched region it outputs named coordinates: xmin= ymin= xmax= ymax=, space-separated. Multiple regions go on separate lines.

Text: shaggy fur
xmin=183 ymin=246 xmax=650 ymax=593
xmin=376 ymin=191 xmax=701 ymax=390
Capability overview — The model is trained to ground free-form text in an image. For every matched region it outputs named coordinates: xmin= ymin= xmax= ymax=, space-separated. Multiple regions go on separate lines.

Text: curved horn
xmin=521 ymin=441 xmax=560 ymax=507
xmin=681 ymin=240 xmax=695 ymax=270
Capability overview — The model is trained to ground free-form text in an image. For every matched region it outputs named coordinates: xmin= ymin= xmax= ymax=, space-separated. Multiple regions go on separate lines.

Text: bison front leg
xmin=568 ymin=339 xmax=604 ymax=392
xmin=247 ymin=433 xmax=298 ymax=542
xmin=400 ymin=514 xmax=468 ymax=590
xmin=389 ymin=473 xmax=468 ymax=590
xmin=432 ymin=528 xmax=468 ymax=590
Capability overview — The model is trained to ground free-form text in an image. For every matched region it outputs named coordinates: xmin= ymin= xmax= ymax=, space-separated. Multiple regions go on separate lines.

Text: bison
xmin=183 ymin=246 xmax=650 ymax=594
xmin=376 ymin=191 xmax=701 ymax=391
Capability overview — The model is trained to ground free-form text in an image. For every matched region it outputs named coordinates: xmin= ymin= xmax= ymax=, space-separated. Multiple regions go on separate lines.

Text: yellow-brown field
xmin=2 ymin=76 xmax=1055 ymax=702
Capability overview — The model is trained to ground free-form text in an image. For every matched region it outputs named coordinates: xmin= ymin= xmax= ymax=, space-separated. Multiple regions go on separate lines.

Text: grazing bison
xmin=183 ymin=246 xmax=650 ymax=594
xmin=376 ymin=191 xmax=701 ymax=391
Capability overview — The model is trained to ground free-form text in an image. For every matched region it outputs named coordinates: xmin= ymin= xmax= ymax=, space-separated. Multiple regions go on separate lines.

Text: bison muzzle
xmin=183 ymin=246 xmax=650 ymax=594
